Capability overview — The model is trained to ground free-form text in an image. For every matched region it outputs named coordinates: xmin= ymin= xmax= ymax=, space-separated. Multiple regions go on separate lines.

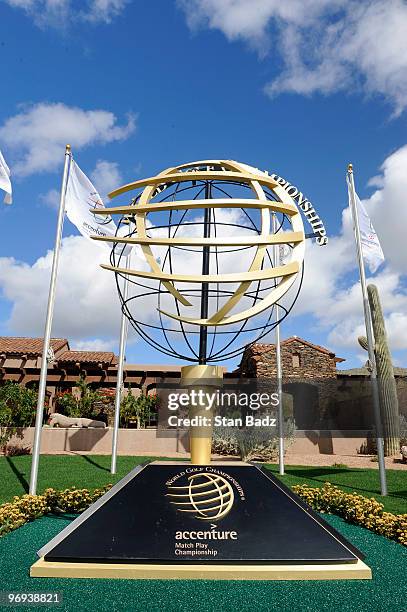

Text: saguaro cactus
xmin=358 ymin=284 xmax=400 ymax=455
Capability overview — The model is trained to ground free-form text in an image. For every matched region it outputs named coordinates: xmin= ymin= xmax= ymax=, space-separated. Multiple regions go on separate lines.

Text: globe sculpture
xmin=92 ymin=159 xmax=306 ymax=365
xmin=31 ymin=159 xmax=370 ymax=582
xmin=91 ymin=159 xmax=306 ymax=463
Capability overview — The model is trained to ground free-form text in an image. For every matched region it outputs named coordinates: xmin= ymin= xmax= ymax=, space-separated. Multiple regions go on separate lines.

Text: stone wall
xmin=336 ymin=374 xmax=407 ymax=424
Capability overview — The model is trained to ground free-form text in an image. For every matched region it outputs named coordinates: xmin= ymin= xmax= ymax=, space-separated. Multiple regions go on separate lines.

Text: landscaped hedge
xmin=0 ymin=484 xmax=112 ymax=537
xmin=293 ymin=482 xmax=407 ymax=546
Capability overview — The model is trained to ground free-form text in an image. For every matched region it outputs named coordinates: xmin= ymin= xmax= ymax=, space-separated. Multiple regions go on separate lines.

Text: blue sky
xmin=0 ymin=0 xmax=406 ymax=369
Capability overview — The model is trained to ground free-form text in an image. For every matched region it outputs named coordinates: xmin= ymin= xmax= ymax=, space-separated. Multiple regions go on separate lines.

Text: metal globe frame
xmin=92 ymin=160 xmax=305 ymax=364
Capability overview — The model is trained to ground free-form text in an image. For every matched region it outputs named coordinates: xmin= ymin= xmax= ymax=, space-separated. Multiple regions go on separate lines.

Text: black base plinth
xmin=35 ymin=462 xmax=365 ymax=568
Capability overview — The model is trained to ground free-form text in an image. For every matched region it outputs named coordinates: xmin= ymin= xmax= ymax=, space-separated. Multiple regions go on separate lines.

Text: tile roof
xmin=245 ymin=336 xmax=345 ymax=362
xmin=57 ymin=350 xmax=118 ymax=366
xmin=0 ymin=337 xmax=69 ymax=356
xmin=0 ymin=338 xmax=118 ymax=366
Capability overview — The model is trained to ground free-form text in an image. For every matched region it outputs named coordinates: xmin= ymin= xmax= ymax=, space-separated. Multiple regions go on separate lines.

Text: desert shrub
xmin=3 ymin=444 xmax=31 ymax=456
xmin=236 ymin=427 xmax=279 ymax=462
xmin=212 ymin=415 xmax=295 ymax=462
xmin=212 ymin=426 xmax=239 ymax=456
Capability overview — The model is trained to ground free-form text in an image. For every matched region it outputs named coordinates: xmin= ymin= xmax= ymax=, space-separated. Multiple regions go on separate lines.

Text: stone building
xmin=237 ymin=336 xmax=345 ymax=429
xmin=238 ymin=336 xmax=344 ymax=379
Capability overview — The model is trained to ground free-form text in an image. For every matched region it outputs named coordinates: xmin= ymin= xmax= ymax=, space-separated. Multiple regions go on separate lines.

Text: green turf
xmin=1 ymin=455 xmax=405 ymax=514
xmin=0 ymin=512 xmax=406 ymax=612
xmin=265 ymin=463 xmax=407 ymax=515
xmin=0 ymin=455 xmax=160 ymax=504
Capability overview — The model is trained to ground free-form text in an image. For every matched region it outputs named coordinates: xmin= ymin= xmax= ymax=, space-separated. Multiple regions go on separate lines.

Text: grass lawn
xmin=0 ymin=455 xmax=406 ymax=514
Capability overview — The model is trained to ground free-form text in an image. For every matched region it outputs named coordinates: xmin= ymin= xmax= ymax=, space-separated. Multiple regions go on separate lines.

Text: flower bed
xmin=293 ymin=482 xmax=407 ymax=546
xmin=0 ymin=484 xmax=112 ymax=537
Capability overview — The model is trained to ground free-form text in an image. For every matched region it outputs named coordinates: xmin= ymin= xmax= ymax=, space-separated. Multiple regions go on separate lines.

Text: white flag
xmin=347 ymin=178 xmax=385 ymax=273
xmin=65 ymin=160 xmax=131 ymax=255
xmin=0 ymin=150 xmax=12 ymax=205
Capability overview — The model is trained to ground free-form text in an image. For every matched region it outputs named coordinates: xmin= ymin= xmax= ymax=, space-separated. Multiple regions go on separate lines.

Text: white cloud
xmin=3 ymin=0 xmax=129 ymax=28
xmin=179 ymin=0 xmax=407 ymax=114
xmin=0 ymin=236 xmax=121 ymax=339
xmin=0 ymin=235 xmax=158 ymax=349
xmin=70 ymin=338 xmax=117 ymax=352
xmin=178 ymin=0 xmax=337 ymax=53
xmin=90 ymin=159 xmax=122 ymax=198
xmin=385 ymin=313 xmax=407 ymax=351
xmin=325 ymin=270 xmax=407 ymax=353
xmin=290 ymin=144 xmax=407 ymax=357
xmin=4 ymin=1 xmax=69 ymax=28
xmin=0 ymin=103 xmax=135 ymax=176
xmin=362 ymin=145 xmax=407 ymax=272
xmin=39 ymin=188 xmax=60 ymax=210
xmin=84 ymin=0 xmax=129 ymax=24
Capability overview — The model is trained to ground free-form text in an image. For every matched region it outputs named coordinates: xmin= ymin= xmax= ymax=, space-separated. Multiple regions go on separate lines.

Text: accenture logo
xmin=175 ymin=523 xmax=238 ymax=542
xmin=167 ymin=472 xmax=234 ymax=521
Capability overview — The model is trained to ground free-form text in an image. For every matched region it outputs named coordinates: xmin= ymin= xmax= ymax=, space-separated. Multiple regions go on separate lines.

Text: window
xmin=292 ymin=353 xmax=300 ymax=368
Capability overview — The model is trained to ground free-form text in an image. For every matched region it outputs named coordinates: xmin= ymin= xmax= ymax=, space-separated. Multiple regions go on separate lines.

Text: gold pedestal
xmin=180 ymin=364 xmax=223 ymax=465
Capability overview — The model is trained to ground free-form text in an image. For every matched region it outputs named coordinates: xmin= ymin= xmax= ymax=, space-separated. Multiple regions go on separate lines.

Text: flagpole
xmin=29 ymin=144 xmax=72 ymax=495
xmin=110 ymin=253 xmax=130 ymax=474
xmin=347 ymin=163 xmax=387 ymax=496
xmin=272 ymin=214 xmax=284 ymax=475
